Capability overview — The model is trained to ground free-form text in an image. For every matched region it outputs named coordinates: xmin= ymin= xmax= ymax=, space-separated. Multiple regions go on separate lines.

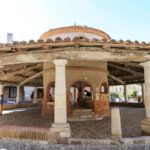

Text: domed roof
xmin=40 ymin=26 xmax=111 ymax=41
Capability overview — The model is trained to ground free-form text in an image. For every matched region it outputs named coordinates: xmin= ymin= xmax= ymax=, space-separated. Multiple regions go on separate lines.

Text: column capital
xmin=53 ymin=59 xmax=68 ymax=66
xmin=140 ymin=61 xmax=150 ymax=67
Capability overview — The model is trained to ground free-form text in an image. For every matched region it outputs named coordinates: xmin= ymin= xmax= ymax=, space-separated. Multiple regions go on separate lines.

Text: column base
xmin=141 ymin=118 xmax=150 ymax=135
xmin=48 ymin=123 xmax=71 ymax=144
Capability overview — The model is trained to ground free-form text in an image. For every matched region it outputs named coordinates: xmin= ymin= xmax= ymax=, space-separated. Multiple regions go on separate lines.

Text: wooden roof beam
xmin=1 ymin=64 xmax=42 ymax=79
xmin=0 ymin=70 xmax=5 ymax=76
xmin=108 ymin=73 xmax=125 ymax=85
xmin=112 ymin=62 xmax=143 ymax=68
xmin=108 ymin=63 xmax=144 ymax=77
xmin=19 ymin=71 xmax=43 ymax=86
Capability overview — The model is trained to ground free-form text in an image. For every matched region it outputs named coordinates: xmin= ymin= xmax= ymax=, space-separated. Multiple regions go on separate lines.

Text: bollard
xmin=111 ymin=107 xmax=122 ymax=138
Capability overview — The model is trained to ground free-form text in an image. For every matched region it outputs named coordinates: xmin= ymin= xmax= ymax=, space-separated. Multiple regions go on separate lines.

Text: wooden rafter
xmin=108 ymin=63 xmax=144 ymax=77
xmin=112 ymin=62 xmax=143 ymax=68
xmin=1 ymin=64 xmax=42 ymax=79
xmin=0 ymin=70 xmax=5 ymax=75
xmin=19 ymin=71 xmax=43 ymax=86
xmin=108 ymin=73 xmax=125 ymax=85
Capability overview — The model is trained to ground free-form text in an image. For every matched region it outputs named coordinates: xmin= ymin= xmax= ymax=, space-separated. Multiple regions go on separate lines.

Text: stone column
xmin=0 ymin=85 xmax=4 ymax=115
xmin=49 ymin=59 xmax=70 ymax=143
xmin=0 ymin=85 xmax=4 ymax=101
xmin=140 ymin=61 xmax=150 ymax=135
xmin=20 ymin=86 xmax=24 ymax=101
xmin=124 ymin=85 xmax=128 ymax=102
xmin=33 ymin=87 xmax=38 ymax=103
xmin=16 ymin=86 xmax=21 ymax=104
xmin=141 ymin=83 xmax=145 ymax=103
xmin=111 ymin=107 xmax=122 ymax=138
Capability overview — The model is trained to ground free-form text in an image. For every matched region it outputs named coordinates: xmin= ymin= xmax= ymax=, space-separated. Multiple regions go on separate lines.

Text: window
xmin=9 ymin=87 xmax=17 ymax=98
xmin=100 ymin=82 xmax=108 ymax=93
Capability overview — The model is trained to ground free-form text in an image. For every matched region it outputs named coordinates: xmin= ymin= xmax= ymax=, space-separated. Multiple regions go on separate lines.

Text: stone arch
xmin=100 ymin=82 xmax=108 ymax=94
xmin=68 ymin=80 xmax=94 ymax=110
xmin=68 ymin=79 xmax=94 ymax=91
xmin=46 ymin=81 xmax=55 ymax=103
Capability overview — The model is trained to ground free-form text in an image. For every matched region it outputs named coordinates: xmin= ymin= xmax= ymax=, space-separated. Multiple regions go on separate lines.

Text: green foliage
xmin=110 ymin=92 xmax=119 ymax=98
xmin=128 ymin=89 xmax=137 ymax=98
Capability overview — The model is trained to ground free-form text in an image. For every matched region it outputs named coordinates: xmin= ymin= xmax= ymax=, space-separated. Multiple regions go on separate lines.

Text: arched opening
xmin=46 ymin=81 xmax=55 ymax=102
xmin=70 ymin=81 xmax=93 ymax=109
xmin=31 ymin=88 xmax=44 ymax=99
xmin=100 ymin=82 xmax=108 ymax=94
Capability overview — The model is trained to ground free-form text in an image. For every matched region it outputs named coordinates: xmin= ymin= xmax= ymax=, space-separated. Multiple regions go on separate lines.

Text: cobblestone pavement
xmin=0 ymin=107 xmax=146 ymax=139
xmin=120 ymin=107 xmax=145 ymax=138
xmin=0 ymin=108 xmax=53 ymax=128
xmin=0 ymin=139 xmax=150 ymax=150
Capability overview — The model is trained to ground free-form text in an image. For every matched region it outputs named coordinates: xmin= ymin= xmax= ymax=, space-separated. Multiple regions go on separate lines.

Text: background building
xmin=7 ymin=33 xmax=13 ymax=44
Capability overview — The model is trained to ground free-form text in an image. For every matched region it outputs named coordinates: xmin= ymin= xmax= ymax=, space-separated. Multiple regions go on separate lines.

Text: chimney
xmin=7 ymin=33 xmax=13 ymax=44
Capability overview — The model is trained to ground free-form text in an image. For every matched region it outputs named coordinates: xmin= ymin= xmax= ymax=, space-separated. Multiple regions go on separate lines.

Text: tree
xmin=110 ymin=92 xmax=119 ymax=98
xmin=128 ymin=89 xmax=137 ymax=98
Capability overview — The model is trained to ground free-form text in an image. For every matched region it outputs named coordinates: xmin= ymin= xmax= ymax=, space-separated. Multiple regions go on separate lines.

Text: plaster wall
xmin=48 ymin=32 xmax=103 ymax=40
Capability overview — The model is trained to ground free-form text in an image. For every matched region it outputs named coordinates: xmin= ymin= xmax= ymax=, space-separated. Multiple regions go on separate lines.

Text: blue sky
xmin=0 ymin=0 xmax=149 ymax=42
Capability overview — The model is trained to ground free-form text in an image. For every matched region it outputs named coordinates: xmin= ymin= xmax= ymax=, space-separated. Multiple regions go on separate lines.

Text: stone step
xmin=70 ymin=109 xmax=103 ymax=121
xmin=72 ymin=109 xmax=93 ymax=116
xmin=72 ymin=112 xmax=94 ymax=115
xmin=72 ymin=112 xmax=101 ymax=116
xmin=74 ymin=109 xmax=92 ymax=112
xmin=68 ymin=115 xmax=103 ymax=121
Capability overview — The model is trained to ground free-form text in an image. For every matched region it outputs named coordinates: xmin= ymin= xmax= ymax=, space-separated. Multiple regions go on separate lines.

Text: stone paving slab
xmin=0 ymin=107 xmax=146 ymax=139
xmin=69 ymin=136 xmax=150 ymax=146
xmin=0 ymin=138 xmax=150 ymax=150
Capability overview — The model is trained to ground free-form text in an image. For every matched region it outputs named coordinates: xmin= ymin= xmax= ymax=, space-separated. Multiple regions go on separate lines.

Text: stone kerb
xmin=69 ymin=137 xmax=150 ymax=146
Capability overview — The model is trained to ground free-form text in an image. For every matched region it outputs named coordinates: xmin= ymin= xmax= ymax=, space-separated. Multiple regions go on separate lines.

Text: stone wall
xmin=42 ymin=60 xmax=109 ymax=117
xmin=3 ymin=86 xmax=24 ymax=101
xmin=42 ymin=102 xmax=54 ymax=117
